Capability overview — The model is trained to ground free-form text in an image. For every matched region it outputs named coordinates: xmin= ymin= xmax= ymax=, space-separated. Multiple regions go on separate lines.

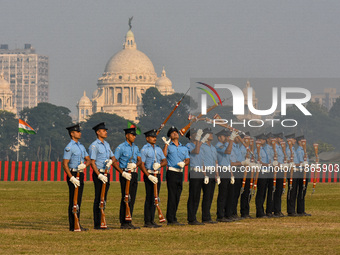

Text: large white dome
xmin=104 ymin=49 xmax=156 ymax=75
xmin=0 ymin=74 xmax=10 ymax=90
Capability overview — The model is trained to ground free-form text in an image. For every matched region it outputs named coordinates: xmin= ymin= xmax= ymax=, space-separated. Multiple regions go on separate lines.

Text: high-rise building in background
xmin=0 ymin=44 xmax=48 ymax=114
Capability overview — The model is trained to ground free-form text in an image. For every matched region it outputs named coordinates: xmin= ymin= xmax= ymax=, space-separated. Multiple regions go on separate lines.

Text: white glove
xmin=98 ymin=173 xmax=108 ymax=183
xmin=204 ymin=176 xmax=209 ymax=184
xmin=195 ymin=129 xmax=203 ymax=141
xmin=241 ymin=158 xmax=250 ymax=166
xmin=272 ymin=160 xmax=279 ymax=166
xmin=177 ymin=161 xmax=186 ymax=168
xmin=70 ymin=176 xmax=80 ymax=188
xmin=105 ymin=159 xmax=113 ymax=169
xmin=153 ymin=162 xmax=161 ymax=170
xmin=162 ymin=137 xmax=171 ymax=145
xmin=122 ymin=171 xmax=132 ymax=181
xmin=127 ymin=162 xmax=137 ymax=170
xmin=201 ymin=133 xmax=210 ymax=144
xmin=148 ymin=175 xmax=158 ymax=184
xmin=77 ymin=163 xmax=86 ymax=171
xmin=230 ymin=175 xmax=235 ymax=184
xmin=289 ymin=162 xmax=295 ymax=169
xmin=216 ymin=176 xmax=221 ymax=185
xmin=230 ymin=130 xmax=238 ymax=141
xmin=303 ymin=161 xmax=308 ymax=167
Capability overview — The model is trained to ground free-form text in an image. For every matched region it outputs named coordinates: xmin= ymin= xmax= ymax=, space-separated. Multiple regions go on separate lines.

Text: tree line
xmin=0 ymin=87 xmax=339 ymax=161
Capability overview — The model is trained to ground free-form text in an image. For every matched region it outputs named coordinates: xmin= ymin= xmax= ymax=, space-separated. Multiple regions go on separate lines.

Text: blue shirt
xmin=239 ymin=144 xmax=247 ymax=161
xmin=215 ymin=141 xmax=231 ymax=166
xmin=295 ymin=146 xmax=308 ymax=163
xmin=89 ymin=139 xmax=114 ymax=169
xmin=286 ymin=146 xmax=299 ymax=164
xmin=114 ymin=141 xmax=141 ymax=169
xmin=63 ymin=140 xmax=89 ymax=169
xmin=275 ymin=144 xmax=285 ymax=163
xmin=166 ymin=141 xmax=190 ymax=169
xmin=141 ymin=143 xmax=166 ymax=170
xmin=186 ymin=142 xmax=202 ymax=168
xmin=230 ymin=143 xmax=243 ymax=163
xmin=263 ymin=144 xmax=274 ymax=163
xmin=200 ymin=143 xmax=217 ymax=167
xmin=255 ymin=146 xmax=270 ymax=164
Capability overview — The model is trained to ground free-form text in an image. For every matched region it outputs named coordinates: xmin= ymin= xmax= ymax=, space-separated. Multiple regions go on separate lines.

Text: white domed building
xmin=77 ymin=24 xmax=174 ymax=122
xmin=0 ymin=73 xmax=16 ymax=114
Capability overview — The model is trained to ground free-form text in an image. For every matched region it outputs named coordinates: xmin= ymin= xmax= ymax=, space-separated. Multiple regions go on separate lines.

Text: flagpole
xmin=17 ymin=131 xmax=20 ymax=162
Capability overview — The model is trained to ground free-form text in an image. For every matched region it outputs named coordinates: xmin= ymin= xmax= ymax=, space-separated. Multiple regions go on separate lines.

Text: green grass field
xmin=0 ymin=182 xmax=339 ymax=254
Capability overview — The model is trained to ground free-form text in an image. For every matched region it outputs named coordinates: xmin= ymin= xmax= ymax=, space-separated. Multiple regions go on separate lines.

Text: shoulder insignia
xmin=65 ymin=147 xmax=70 ymax=152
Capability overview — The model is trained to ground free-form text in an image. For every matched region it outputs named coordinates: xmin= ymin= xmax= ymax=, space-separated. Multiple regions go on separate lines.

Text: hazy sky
xmin=1 ymin=0 xmax=340 ymax=116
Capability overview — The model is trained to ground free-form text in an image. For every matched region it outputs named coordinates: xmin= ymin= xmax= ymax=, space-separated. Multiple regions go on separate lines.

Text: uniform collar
xmin=146 ymin=142 xmax=156 ymax=148
xmin=170 ymin=141 xmax=182 ymax=146
xmin=96 ymin=138 xmax=105 ymax=144
xmin=124 ymin=140 xmax=134 ymax=147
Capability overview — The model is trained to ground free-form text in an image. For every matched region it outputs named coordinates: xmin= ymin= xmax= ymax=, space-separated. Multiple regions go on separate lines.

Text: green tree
xmin=19 ymin=103 xmax=73 ymax=161
xmin=329 ymin=97 xmax=340 ymax=119
xmin=0 ymin=111 xmax=18 ymax=161
xmin=138 ymin=87 xmax=197 ymax=145
xmin=80 ymin=112 xmax=137 ymax=150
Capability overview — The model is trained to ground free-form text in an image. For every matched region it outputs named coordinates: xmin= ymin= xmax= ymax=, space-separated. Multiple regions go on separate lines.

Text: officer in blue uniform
xmin=215 ymin=129 xmax=234 ymax=222
xmin=199 ymin=128 xmax=219 ymax=224
xmin=114 ymin=127 xmax=144 ymax=229
xmin=162 ymin=126 xmax=190 ymax=225
xmin=230 ymin=132 xmax=249 ymax=220
xmin=272 ymin=132 xmax=286 ymax=217
xmin=186 ymin=128 xmax=206 ymax=225
xmin=63 ymin=123 xmax=91 ymax=231
xmin=254 ymin=133 xmax=272 ymax=218
xmin=139 ymin=129 xmax=167 ymax=228
xmin=89 ymin=122 xmax=116 ymax=229
xmin=293 ymin=135 xmax=311 ymax=217
xmin=285 ymin=133 xmax=300 ymax=216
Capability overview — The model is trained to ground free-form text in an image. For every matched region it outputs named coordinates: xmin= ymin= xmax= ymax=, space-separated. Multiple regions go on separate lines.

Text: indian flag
xmin=18 ymin=119 xmax=36 ymax=134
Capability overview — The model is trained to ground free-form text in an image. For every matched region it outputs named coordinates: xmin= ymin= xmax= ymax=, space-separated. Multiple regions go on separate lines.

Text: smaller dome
xmin=0 ymin=73 xmax=10 ymax=90
xmin=155 ymin=67 xmax=172 ymax=88
xmin=78 ymin=91 xmax=92 ymax=106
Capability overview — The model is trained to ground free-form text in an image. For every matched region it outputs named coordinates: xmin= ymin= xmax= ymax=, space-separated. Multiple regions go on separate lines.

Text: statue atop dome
xmin=128 ymin=16 xmax=133 ymax=30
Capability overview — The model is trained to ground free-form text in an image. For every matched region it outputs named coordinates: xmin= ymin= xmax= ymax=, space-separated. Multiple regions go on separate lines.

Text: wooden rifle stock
xmin=287 ymin=139 xmax=294 ymax=199
xmin=240 ymin=136 xmax=250 ymax=195
xmin=271 ymin=138 xmax=278 ymax=200
xmin=157 ymin=88 xmax=190 ymax=135
xmin=301 ymin=139 xmax=308 ymax=197
xmin=73 ymin=172 xmax=81 ymax=232
xmin=99 ymin=168 xmax=108 ymax=229
xmin=252 ymin=141 xmax=262 ymax=196
xmin=179 ymin=102 xmax=220 ymax=136
xmin=280 ymin=141 xmax=288 ymax=194
xmin=153 ymin=173 xmax=166 ymax=223
xmin=312 ymin=143 xmax=319 ymax=195
xmin=248 ymin=139 xmax=255 ymax=203
xmin=124 ymin=170 xmax=132 ymax=221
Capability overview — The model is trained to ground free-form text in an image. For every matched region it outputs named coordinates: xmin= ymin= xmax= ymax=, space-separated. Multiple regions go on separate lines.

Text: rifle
xmin=271 ymin=138 xmax=278 ymax=201
xmin=252 ymin=141 xmax=262 ymax=197
xmin=156 ymin=88 xmax=190 ymax=135
xmin=179 ymin=101 xmax=223 ymax=136
xmin=248 ymin=139 xmax=255 ymax=203
xmin=124 ymin=169 xmax=132 ymax=221
xmin=99 ymin=167 xmax=108 ymax=229
xmin=240 ymin=136 xmax=250 ymax=195
xmin=281 ymin=141 xmax=288 ymax=195
xmin=154 ymin=173 xmax=166 ymax=223
xmin=73 ymin=172 xmax=81 ymax=232
xmin=301 ymin=139 xmax=308 ymax=198
xmin=287 ymin=139 xmax=294 ymax=200
xmin=312 ymin=143 xmax=319 ymax=196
